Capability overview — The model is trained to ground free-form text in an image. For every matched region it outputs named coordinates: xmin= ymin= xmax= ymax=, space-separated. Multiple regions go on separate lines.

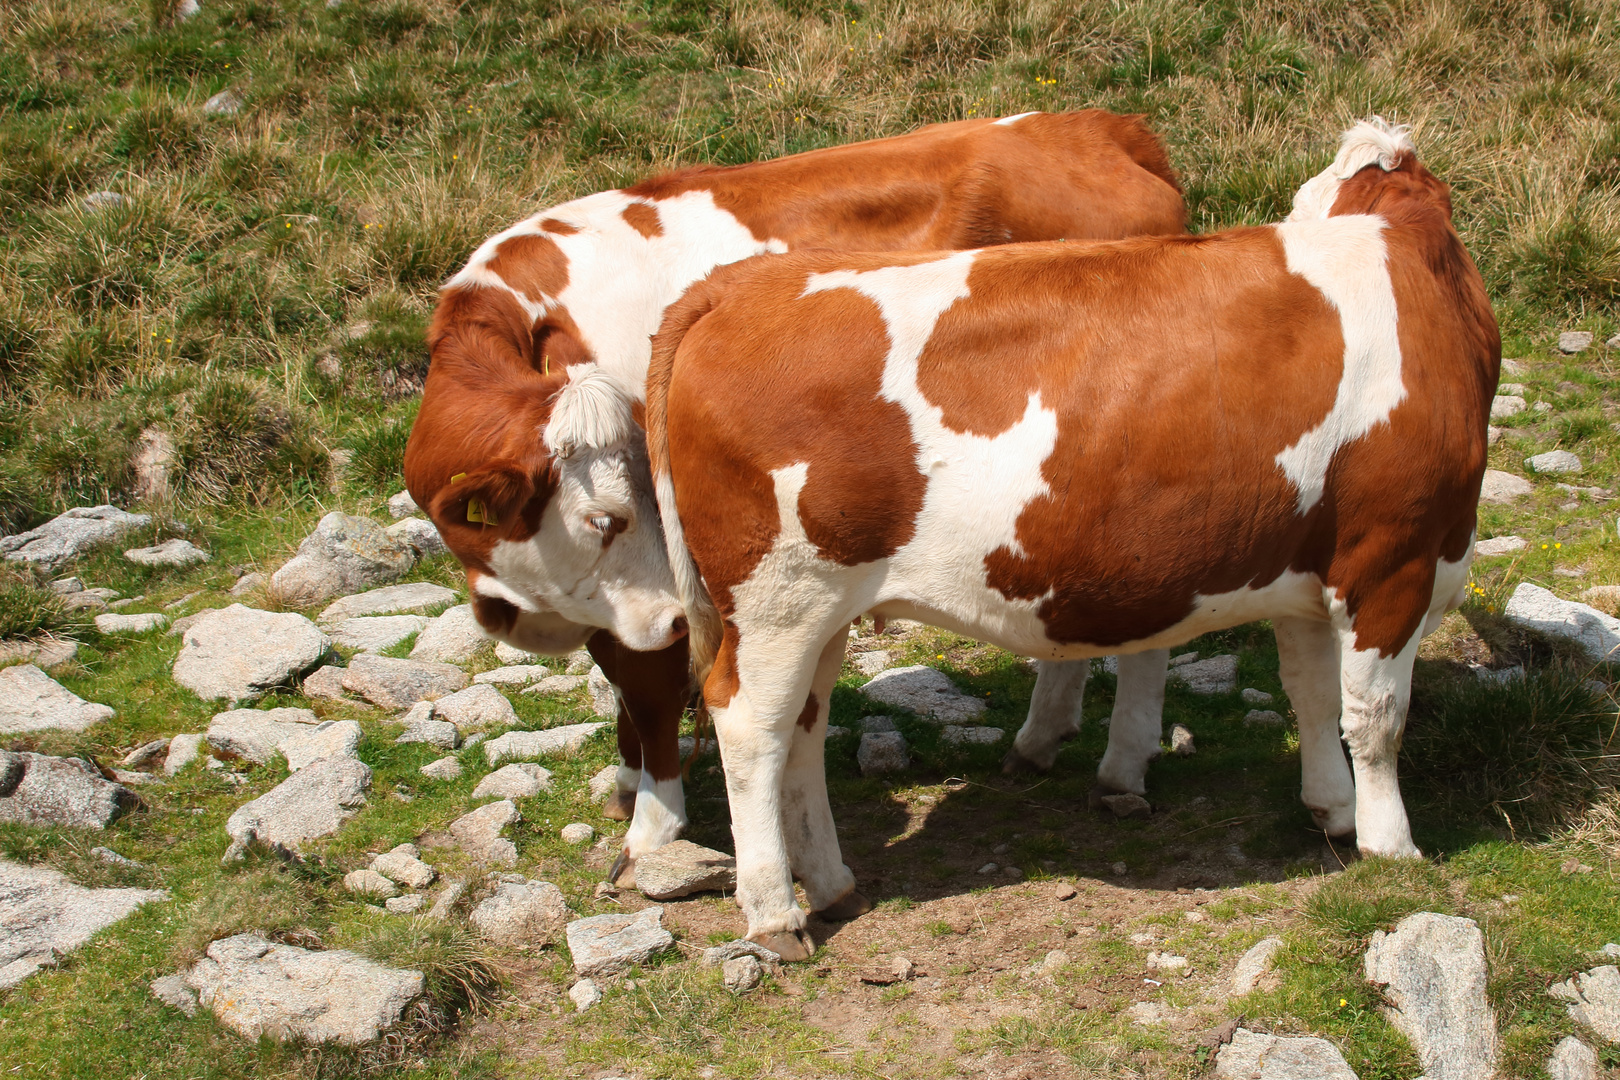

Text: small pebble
xmin=569 ymin=978 xmax=602 ymax=1011
xmin=977 ymin=862 xmax=998 ymax=875
xmin=560 ymin=823 xmax=595 ymax=844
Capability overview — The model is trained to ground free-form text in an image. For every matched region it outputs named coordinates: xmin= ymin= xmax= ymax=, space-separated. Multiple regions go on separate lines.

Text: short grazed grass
xmin=4 ymin=0 xmax=1620 ymax=1077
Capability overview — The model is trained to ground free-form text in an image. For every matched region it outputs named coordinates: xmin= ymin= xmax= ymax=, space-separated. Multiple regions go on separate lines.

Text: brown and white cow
xmin=637 ymin=120 xmax=1496 ymax=957
xmin=404 ymin=111 xmax=1189 ymax=876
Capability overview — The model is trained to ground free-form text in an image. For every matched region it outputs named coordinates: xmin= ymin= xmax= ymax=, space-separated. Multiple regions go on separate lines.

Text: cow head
xmin=405 ymin=330 xmax=687 ymax=654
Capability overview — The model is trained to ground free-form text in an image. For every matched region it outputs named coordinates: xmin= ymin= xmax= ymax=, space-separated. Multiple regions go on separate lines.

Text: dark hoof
xmin=602 ymin=791 xmax=635 ymax=822
xmin=815 ymin=888 xmax=872 ymax=922
xmin=609 ymin=850 xmax=636 ymax=889
xmin=1002 ymin=747 xmax=1049 ymax=775
xmin=752 ymin=928 xmax=815 ymax=962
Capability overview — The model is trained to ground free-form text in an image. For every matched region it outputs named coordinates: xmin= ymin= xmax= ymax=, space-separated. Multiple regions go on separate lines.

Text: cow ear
xmin=430 ymin=461 xmax=546 ymax=535
xmin=544 ymin=362 xmax=637 ymax=460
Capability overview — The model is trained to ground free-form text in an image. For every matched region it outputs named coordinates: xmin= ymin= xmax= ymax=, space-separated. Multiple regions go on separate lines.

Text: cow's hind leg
xmin=1329 ymin=553 xmax=1465 ymax=859
xmin=1092 ymin=649 xmax=1171 ymax=802
xmin=1005 ymin=660 xmax=1090 ymax=773
xmin=783 ymin=624 xmax=867 ymax=922
xmin=1273 ymin=616 xmax=1355 ymax=839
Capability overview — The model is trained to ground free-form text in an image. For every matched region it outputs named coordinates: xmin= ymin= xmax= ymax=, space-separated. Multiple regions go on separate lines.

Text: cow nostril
xmin=671 ymin=615 xmax=688 ymax=639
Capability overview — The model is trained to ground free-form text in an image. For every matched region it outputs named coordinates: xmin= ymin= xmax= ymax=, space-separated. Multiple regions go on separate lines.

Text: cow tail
xmin=646 ymin=277 xmax=726 ymax=691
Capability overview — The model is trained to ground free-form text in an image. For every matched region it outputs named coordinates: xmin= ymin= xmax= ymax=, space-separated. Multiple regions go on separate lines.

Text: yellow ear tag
xmin=449 ymin=473 xmax=498 ymax=526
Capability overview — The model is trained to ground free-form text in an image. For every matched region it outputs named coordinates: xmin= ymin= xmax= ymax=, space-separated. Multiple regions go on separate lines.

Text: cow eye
xmin=586 ymin=514 xmax=619 ymax=534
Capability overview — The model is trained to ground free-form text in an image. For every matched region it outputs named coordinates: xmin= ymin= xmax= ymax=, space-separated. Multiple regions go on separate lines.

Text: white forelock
xmin=1287 ymin=116 xmax=1416 ymax=222
xmin=543 ymin=362 xmax=636 ymax=458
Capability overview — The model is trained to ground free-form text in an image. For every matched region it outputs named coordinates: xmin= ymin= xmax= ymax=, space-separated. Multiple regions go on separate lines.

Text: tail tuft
xmin=1288 ymin=117 xmax=1415 ymax=222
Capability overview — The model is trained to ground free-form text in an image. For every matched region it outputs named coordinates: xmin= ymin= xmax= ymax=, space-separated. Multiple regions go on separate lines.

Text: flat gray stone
xmin=449 ymin=800 xmax=519 ymax=866
xmin=569 ymin=978 xmax=601 ymax=1011
xmin=343 ymin=869 xmax=399 ymax=899
xmin=230 ymin=572 xmax=266 ymax=597
xmin=1170 ymin=723 xmax=1195 ymax=755
xmin=173 ymin=605 xmax=331 ymax=704
xmin=122 ymin=738 xmax=172 ymax=768
xmin=280 ymin=720 xmax=363 ymax=772
xmin=1364 ymin=912 xmax=1497 ymax=1080
xmin=408 ymin=604 xmax=488 ymax=664
xmin=1245 ymin=709 xmax=1286 ymax=727
xmin=317 ymin=582 xmax=458 ymax=625
xmin=432 ymin=683 xmax=516 ymax=730
xmin=472 ymin=763 xmax=553 ymax=800
xmin=0 ymin=860 xmax=166 ymax=990
xmin=523 ymin=674 xmax=586 ymax=696
xmin=588 ymin=764 xmax=619 ymax=801
xmin=857 ymin=731 xmax=909 ymax=775
xmin=387 ymin=491 xmax=418 ymax=518
xmin=1480 ymin=469 xmax=1533 ymax=504
xmin=371 ymin=844 xmax=435 ymax=889
xmin=419 ymin=756 xmax=461 ymax=780
xmin=185 ymin=933 xmax=422 ymax=1045
xmin=385 ymin=894 xmax=425 ymax=914
xmin=1528 ymin=450 xmax=1583 ymax=474
xmin=395 ymin=715 xmax=459 ymax=749
xmin=1231 ymin=937 xmax=1284 ymax=995
xmin=1100 ymin=793 xmax=1151 ymax=820
xmin=1214 ymin=1028 xmax=1358 ymax=1080
xmin=270 ymin=513 xmax=418 ymax=608
xmin=1550 ymin=965 xmax=1620 ymax=1042
xmin=202 ymin=89 xmax=241 ymax=116
xmin=1170 ymin=654 xmax=1239 ymax=694
xmin=1475 ymin=536 xmax=1526 ymax=557
xmin=385 ymin=518 xmax=446 ymax=558
xmin=149 ymin=973 xmax=198 ymax=1016
xmin=1504 ymin=583 xmax=1620 ymax=664
xmin=0 ymin=638 xmax=79 ymax=670
xmin=124 ymin=538 xmax=209 ymax=567
xmin=1491 ymin=395 xmax=1526 ymax=419
xmin=566 ymin=906 xmax=674 ymax=978
xmin=861 ymin=665 xmax=986 ymax=722
xmin=636 ymin=840 xmax=736 ymax=899
xmin=941 ymin=724 xmax=1003 ymax=746
xmin=588 ymin=665 xmax=617 ymax=717
xmin=1546 ymin=1036 xmax=1598 ymax=1080
xmin=206 ymin=707 xmax=322 ymax=765
xmin=1 ymin=506 xmax=151 ymax=569
xmin=427 ymin=880 xmax=466 ymax=919
xmin=560 ymin=822 xmax=594 ymax=844
xmin=329 ymin=614 xmax=428 ymax=654
xmin=342 ymin=653 xmax=467 ymax=709
xmin=853 ymin=650 xmax=892 ymax=676
xmin=95 ymin=611 xmax=168 ymax=634
xmin=861 ymin=713 xmax=897 ymax=732
xmin=0 ymin=664 xmax=115 ymax=734
xmin=224 ymin=757 xmax=371 ymax=857
xmin=724 ymin=954 xmax=763 ymax=993
xmin=470 ymin=879 xmax=571 ymax=947
xmin=164 ymin=733 xmax=205 ymax=774
xmin=1560 ymin=331 xmax=1594 ymax=354
xmin=301 ymin=664 xmax=350 ymax=701
xmin=474 ymin=665 xmax=550 ymax=686
xmin=483 ymin=724 xmax=608 ymax=765
xmin=0 ymin=754 xmax=137 ymax=829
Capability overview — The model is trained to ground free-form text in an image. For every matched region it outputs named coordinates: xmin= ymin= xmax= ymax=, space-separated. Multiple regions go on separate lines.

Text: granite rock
xmin=269 ymin=513 xmax=418 ymax=607
xmin=172 ymin=605 xmax=330 ymax=703
xmin=0 ymin=664 xmax=115 ymax=735
xmin=0 ymin=754 xmax=137 ymax=829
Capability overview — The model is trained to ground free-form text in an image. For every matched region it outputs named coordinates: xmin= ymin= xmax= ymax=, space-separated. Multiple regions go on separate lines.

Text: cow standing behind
xmin=637 ymin=120 xmax=1497 ymax=958
xmin=404 ymin=111 xmax=1191 ymax=880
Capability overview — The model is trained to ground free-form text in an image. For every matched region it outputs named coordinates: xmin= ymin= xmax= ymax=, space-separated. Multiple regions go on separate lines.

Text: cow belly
xmin=869 ymin=566 xmax=1327 ymax=661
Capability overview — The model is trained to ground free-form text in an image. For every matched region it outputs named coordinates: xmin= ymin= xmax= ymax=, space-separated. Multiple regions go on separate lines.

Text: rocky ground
xmin=3 ymin=349 xmax=1620 ymax=1077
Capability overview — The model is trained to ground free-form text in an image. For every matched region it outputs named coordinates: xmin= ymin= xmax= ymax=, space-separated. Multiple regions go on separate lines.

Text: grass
xmin=2 ymin=0 xmax=1620 ymax=1077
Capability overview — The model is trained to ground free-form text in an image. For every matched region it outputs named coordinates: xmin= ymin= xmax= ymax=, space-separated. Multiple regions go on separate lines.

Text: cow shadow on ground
xmin=673 ymin=629 xmax=1508 ymax=950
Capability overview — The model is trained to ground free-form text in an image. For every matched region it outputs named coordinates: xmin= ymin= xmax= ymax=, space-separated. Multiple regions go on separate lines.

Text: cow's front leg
xmin=783 ymin=624 xmax=866 ymax=921
xmin=1093 ymin=648 xmax=1171 ymax=799
xmin=588 ymin=631 xmax=692 ymax=886
xmin=1005 ymin=659 xmax=1090 ymax=772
